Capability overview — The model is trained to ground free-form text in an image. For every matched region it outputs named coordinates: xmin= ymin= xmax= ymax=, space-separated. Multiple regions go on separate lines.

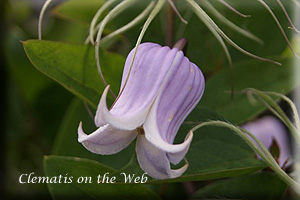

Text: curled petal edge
xmin=136 ymin=135 xmax=189 ymax=179
xmin=95 ymin=86 xmax=149 ymax=130
xmin=143 ymin=95 xmax=194 ymax=155
xmin=78 ymin=122 xmax=137 ymax=155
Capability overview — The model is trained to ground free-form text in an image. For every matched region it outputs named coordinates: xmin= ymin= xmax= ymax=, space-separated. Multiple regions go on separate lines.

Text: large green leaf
xmin=23 ymin=40 xmax=125 ymax=108
xmin=198 ymin=57 xmax=298 ymax=125
xmin=191 ymin=172 xmax=287 ymax=200
xmin=44 ymin=155 xmax=161 ymax=199
xmin=53 ymin=98 xmax=135 ymax=170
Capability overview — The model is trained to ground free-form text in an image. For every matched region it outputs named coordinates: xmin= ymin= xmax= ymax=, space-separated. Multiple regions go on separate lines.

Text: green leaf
xmin=44 ymin=155 xmax=161 ymax=199
xmin=53 ymin=0 xmax=106 ymax=24
xmin=191 ymin=172 xmax=287 ymax=200
xmin=199 ymin=57 xmax=298 ymax=124
xmin=23 ymin=40 xmax=125 ymax=108
xmin=53 ymin=98 xmax=135 ymax=170
xmin=111 ymin=108 xmax=265 ymax=183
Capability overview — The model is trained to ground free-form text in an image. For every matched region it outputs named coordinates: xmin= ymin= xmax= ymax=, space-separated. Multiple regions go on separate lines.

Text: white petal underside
xmin=78 ymin=122 xmax=137 ymax=155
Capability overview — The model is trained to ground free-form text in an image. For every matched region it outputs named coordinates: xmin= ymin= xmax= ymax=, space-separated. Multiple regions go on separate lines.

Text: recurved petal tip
xmin=95 ymin=85 xmax=149 ymax=130
xmin=78 ymin=122 xmax=138 ymax=155
xmin=136 ymin=135 xmax=188 ymax=180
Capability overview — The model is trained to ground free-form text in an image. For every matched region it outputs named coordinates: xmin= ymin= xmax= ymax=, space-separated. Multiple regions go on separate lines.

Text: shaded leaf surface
xmin=53 ymin=0 xmax=106 ymax=24
xmin=44 ymin=156 xmax=161 ymax=200
xmin=23 ymin=40 xmax=124 ymax=108
xmin=191 ymin=172 xmax=287 ymax=200
xmin=198 ymin=57 xmax=297 ymax=124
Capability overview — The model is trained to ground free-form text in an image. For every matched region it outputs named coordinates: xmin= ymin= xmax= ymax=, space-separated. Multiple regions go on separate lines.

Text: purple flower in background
xmin=78 ymin=43 xmax=205 ymax=179
xmin=242 ymin=116 xmax=292 ymax=167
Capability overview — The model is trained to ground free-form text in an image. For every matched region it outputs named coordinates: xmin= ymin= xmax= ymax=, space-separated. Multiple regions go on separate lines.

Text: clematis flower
xmin=242 ymin=116 xmax=292 ymax=167
xmin=78 ymin=42 xmax=205 ymax=179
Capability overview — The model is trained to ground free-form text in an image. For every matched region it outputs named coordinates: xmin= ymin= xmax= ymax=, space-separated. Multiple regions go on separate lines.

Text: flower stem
xmin=166 ymin=0 xmax=175 ymax=46
xmin=191 ymin=121 xmax=300 ymax=194
xmin=38 ymin=0 xmax=53 ymax=40
xmin=173 ymin=38 xmax=187 ymax=52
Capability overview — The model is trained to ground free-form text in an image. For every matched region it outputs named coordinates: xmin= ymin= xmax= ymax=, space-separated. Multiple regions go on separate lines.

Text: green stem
xmin=186 ymin=0 xmax=281 ymax=65
xmin=166 ymin=0 xmax=175 ymax=46
xmin=89 ymin=0 xmax=118 ymax=44
xmin=191 ymin=121 xmax=300 ymax=193
xmin=246 ymin=88 xmax=300 ymax=147
xmin=95 ymin=0 xmax=136 ymax=98
xmin=38 ymin=0 xmax=53 ymax=40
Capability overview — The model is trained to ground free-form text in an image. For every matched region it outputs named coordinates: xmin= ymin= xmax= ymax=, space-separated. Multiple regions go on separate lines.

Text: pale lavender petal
xmin=167 ymin=131 xmax=194 ymax=165
xmin=78 ymin=122 xmax=137 ymax=155
xmin=94 ymin=86 xmax=149 ymax=130
xmin=242 ymin=116 xmax=291 ymax=167
xmin=136 ymin=135 xmax=188 ymax=179
xmin=157 ymin=60 xmax=205 ymax=144
xmin=143 ymin=49 xmax=204 ymax=164
xmin=95 ymin=43 xmax=183 ymax=130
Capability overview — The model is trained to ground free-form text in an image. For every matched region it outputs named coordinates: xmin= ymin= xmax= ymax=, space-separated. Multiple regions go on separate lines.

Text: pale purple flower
xmin=78 ymin=43 xmax=205 ymax=179
xmin=242 ymin=116 xmax=292 ymax=167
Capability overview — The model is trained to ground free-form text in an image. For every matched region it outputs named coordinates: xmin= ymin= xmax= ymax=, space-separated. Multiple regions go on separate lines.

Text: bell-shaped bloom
xmin=242 ymin=116 xmax=292 ymax=167
xmin=78 ymin=43 xmax=205 ymax=179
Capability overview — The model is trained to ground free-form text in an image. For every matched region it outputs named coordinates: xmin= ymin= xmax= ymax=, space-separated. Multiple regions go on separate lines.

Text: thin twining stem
xmin=85 ymin=1 xmax=155 ymax=47
xmin=276 ymin=0 xmax=300 ymax=33
xmin=38 ymin=0 xmax=53 ymax=40
xmin=191 ymin=121 xmax=300 ymax=192
xmin=89 ymin=0 xmax=119 ymax=45
xmin=95 ymin=0 xmax=135 ymax=98
xmin=217 ymin=0 xmax=251 ymax=18
xmin=186 ymin=0 xmax=281 ymax=65
xmin=245 ymin=89 xmax=300 ymax=146
xmin=185 ymin=0 xmax=232 ymax=65
xmin=256 ymin=0 xmax=300 ymax=59
xmin=85 ymin=7 xmax=124 ymax=45
xmin=291 ymin=0 xmax=300 ymax=8
xmin=187 ymin=0 xmax=234 ymax=96
xmin=167 ymin=0 xmax=188 ymax=24
xmin=111 ymin=0 xmax=166 ymax=109
xmin=265 ymin=92 xmax=300 ymax=132
xmin=199 ymin=0 xmax=263 ymax=44
xmin=176 ymin=9 xmax=193 ymax=39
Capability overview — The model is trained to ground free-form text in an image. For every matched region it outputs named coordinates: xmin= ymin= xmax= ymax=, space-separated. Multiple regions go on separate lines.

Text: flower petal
xmin=78 ymin=122 xmax=137 ymax=155
xmin=136 ymin=135 xmax=188 ymax=179
xmin=242 ymin=116 xmax=292 ymax=167
xmin=95 ymin=43 xmax=183 ymax=130
xmin=144 ymin=111 xmax=193 ymax=158
xmin=94 ymin=86 xmax=149 ymax=130
xmin=143 ymin=54 xmax=204 ymax=162
xmin=156 ymin=59 xmax=205 ymax=144
xmin=167 ymin=131 xmax=193 ymax=165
